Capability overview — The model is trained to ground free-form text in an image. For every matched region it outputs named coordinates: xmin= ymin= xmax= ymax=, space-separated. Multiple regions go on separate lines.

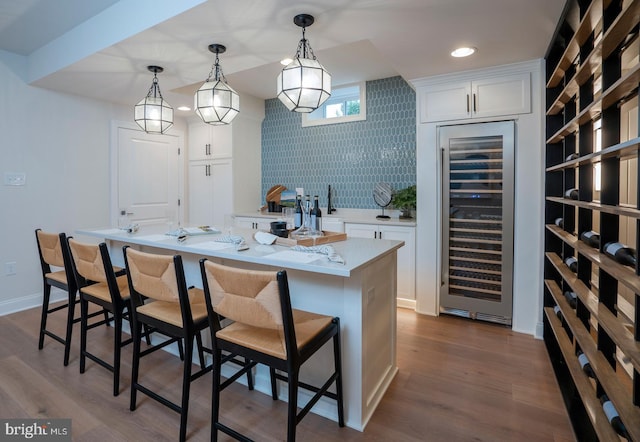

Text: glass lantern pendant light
xmin=134 ymin=66 xmax=173 ymax=134
xmin=277 ymin=13 xmax=331 ymax=113
xmin=194 ymin=44 xmax=240 ymax=125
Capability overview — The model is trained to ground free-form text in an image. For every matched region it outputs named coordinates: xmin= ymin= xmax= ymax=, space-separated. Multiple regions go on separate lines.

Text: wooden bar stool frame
xmin=200 ymin=259 xmax=345 ymax=442
xmin=123 ymin=246 xmax=212 ymax=442
xmin=68 ymin=239 xmax=151 ymax=396
xmin=35 ymin=229 xmax=107 ymax=366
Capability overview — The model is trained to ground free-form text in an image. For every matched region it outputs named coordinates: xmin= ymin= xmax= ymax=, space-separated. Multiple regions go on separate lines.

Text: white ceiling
xmin=0 ymin=0 xmax=567 ymax=111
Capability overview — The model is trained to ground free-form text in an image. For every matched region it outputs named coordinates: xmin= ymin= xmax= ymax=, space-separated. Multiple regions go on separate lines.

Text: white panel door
xmin=117 ymin=127 xmax=180 ymax=226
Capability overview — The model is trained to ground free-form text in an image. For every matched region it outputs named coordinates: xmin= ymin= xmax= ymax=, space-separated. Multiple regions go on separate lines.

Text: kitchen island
xmin=77 ymin=225 xmax=403 ymax=431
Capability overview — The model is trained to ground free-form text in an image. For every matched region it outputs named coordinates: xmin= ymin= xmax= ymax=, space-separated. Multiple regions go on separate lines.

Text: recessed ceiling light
xmin=451 ymin=47 xmax=476 ymax=58
xmin=177 ymin=106 xmax=191 ymax=111
xmin=280 ymin=57 xmax=293 ymax=66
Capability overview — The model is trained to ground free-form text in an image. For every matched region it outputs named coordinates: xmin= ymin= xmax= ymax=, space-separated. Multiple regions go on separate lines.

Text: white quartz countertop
xmin=234 ymin=208 xmax=417 ymax=227
xmin=77 ymin=225 xmax=404 ymax=278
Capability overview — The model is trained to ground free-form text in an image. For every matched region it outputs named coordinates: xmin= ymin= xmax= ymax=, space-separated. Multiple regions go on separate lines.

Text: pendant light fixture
xmin=277 ymin=14 xmax=331 ymax=113
xmin=194 ymin=44 xmax=240 ymax=125
xmin=134 ymin=66 xmax=173 ymax=134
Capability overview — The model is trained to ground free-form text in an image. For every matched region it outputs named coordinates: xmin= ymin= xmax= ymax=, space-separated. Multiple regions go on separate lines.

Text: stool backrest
xmin=202 ymin=260 xmax=283 ymax=329
xmin=124 ymin=248 xmax=179 ymax=303
xmin=36 ymin=230 xmax=66 ymax=268
xmin=68 ymin=239 xmax=107 ymax=283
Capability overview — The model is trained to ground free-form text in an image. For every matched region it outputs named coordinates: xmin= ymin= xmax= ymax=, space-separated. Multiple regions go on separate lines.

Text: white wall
xmin=0 ymin=59 xmax=188 ymax=314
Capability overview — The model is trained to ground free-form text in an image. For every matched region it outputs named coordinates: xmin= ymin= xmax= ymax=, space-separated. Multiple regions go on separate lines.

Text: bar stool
xmin=123 ymin=246 xmax=211 ymax=442
xmin=35 ymin=229 xmax=82 ymax=365
xmin=200 ymin=259 xmax=345 ymax=442
xmin=68 ymin=238 xmax=150 ymax=396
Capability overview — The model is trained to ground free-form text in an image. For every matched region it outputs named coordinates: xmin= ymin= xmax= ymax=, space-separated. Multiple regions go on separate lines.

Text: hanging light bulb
xmin=134 ymin=66 xmax=173 ymax=134
xmin=194 ymin=44 xmax=240 ymax=125
xmin=277 ymin=14 xmax=331 ymax=113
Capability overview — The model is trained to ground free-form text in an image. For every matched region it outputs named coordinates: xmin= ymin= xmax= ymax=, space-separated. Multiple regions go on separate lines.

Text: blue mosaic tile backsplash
xmin=261 ymin=76 xmax=416 ymax=209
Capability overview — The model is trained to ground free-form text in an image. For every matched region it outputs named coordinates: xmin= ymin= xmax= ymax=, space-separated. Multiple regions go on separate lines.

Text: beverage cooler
xmin=439 ymin=121 xmax=514 ymax=325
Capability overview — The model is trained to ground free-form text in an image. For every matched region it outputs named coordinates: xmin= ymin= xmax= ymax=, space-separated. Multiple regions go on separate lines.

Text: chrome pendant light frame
xmin=277 ymin=13 xmax=331 ymax=113
xmin=194 ymin=44 xmax=240 ymax=125
xmin=134 ymin=66 xmax=174 ymax=134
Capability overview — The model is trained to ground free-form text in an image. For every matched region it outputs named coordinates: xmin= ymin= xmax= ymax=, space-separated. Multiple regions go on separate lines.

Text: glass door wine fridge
xmin=440 ymin=121 xmax=514 ymax=325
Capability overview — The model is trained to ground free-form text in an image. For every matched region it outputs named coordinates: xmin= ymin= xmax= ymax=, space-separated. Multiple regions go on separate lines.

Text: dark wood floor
xmin=0 ymin=304 xmax=575 ymax=441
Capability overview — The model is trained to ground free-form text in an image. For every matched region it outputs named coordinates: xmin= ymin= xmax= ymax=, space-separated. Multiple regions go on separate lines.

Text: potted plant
xmin=393 ymin=185 xmax=416 ymax=219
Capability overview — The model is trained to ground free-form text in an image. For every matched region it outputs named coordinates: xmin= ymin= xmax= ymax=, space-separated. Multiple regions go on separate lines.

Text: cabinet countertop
xmin=76 ymin=225 xmax=404 ymax=278
xmin=234 ymin=211 xmax=417 ymax=227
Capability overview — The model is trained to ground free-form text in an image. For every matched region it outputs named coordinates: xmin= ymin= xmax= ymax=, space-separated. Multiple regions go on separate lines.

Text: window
xmin=301 ymin=82 xmax=366 ymax=127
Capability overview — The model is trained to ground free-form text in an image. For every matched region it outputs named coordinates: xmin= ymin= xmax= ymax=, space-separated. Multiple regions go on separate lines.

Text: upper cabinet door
xmin=188 ymin=123 xmax=212 ymax=161
xmin=188 ymin=123 xmax=233 ymax=161
xmin=419 ymin=72 xmax=531 ymax=123
xmin=419 ymin=81 xmax=471 ymax=123
xmin=472 ymin=73 xmax=531 ymax=119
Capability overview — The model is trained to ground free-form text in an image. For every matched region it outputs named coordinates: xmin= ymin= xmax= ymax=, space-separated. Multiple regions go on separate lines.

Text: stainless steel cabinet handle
xmin=466 ymin=94 xmax=470 ymax=113
xmin=473 ymin=93 xmax=477 ymax=113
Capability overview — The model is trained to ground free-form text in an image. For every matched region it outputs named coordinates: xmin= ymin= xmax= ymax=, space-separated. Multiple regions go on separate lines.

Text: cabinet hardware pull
xmin=473 ymin=93 xmax=477 ymax=113
xmin=466 ymin=94 xmax=470 ymax=113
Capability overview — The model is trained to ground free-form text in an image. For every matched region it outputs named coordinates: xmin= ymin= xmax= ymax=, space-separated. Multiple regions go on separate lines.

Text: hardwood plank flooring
xmin=0 ymin=305 xmax=575 ymax=441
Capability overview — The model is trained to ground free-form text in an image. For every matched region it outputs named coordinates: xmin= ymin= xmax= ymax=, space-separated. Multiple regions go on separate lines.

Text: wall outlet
xmin=4 ymin=172 xmax=26 ymax=186
xmin=5 ymin=261 xmax=17 ymax=275
xmin=296 ymin=187 xmax=304 ymax=197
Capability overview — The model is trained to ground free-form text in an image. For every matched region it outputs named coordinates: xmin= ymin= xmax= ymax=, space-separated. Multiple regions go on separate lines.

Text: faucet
xmin=327 ymin=184 xmax=336 ymax=214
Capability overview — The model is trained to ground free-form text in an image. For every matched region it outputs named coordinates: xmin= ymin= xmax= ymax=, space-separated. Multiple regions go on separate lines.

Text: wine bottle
xmin=564 ymin=290 xmax=577 ymax=309
xmin=553 ymin=305 xmax=562 ymax=320
xmin=294 ymin=195 xmax=302 ymax=228
xmin=603 ymin=242 xmax=637 ymax=267
xmin=565 ymin=152 xmax=579 ymax=161
xmin=577 ymin=350 xmax=595 ymax=378
xmin=554 ymin=217 xmax=563 ymax=228
xmin=580 ymin=230 xmax=600 ymax=249
xmin=311 ymin=195 xmax=322 ymax=231
xmin=600 ymin=394 xmax=632 ymax=440
xmin=564 ymin=188 xmax=579 ymax=200
xmin=564 ymin=256 xmax=577 ymax=272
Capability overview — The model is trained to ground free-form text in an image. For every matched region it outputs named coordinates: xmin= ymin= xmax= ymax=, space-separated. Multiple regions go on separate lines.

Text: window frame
xmin=301 ymin=82 xmax=367 ymax=127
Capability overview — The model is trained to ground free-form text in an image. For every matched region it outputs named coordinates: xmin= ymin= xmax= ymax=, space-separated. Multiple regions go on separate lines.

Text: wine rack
xmin=544 ymin=0 xmax=640 ymax=440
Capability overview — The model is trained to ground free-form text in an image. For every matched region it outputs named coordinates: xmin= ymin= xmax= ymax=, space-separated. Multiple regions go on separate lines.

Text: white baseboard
xmin=397 ymin=298 xmax=416 ymax=310
xmin=0 ymin=287 xmax=67 ymax=316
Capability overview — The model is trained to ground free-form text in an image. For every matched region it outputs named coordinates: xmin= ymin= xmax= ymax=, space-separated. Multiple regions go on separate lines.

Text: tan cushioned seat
xmin=138 ymin=287 xmax=208 ymax=327
xmin=81 ymin=275 xmax=130 ymax=303
xmin=216 ymin=308 xmax=333 ymax=360
xmin=45 ymin=270 xmax=68 ymax=285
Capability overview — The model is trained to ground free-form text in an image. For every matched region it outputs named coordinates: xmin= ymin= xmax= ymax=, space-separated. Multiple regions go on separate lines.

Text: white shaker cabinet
xmin=419 ymin=72 xmax=531 ymax=123
xmin=188 ymin=159 xmax=232 ymax=229
xmin=234 ymin=216 xmax=273 ymax=231
xmin=188 ymin=123 xmax=232 ymax=160
xmin=187 ymin=101 xmax=264 ymax=227
xmin=345 ymin=223 xmax=415 ymax=304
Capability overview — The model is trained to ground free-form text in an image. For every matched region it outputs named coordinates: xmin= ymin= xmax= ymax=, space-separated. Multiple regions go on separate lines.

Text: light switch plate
xmin=4 ymin=172 xmax=26 ymax=186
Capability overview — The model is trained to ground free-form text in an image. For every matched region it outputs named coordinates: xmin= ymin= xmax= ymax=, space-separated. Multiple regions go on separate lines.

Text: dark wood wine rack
xmin=545 ymin=0 xmax=640 ymax=440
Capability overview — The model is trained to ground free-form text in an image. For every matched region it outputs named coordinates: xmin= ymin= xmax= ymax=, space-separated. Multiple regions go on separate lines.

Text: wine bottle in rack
xmin=553 ymin=305 xmax=562 ymax=320
xmin=603 ymin=242 xmax=637 ymax=267
xmin=554 ymin=217 xmax=563 ymax=228
xmin=564 ymin=188 xmax=579 ymax=200
xmin=580 ymin=231 xmax=600 ymax=249
xmin=564 ymin=256 xmax=577 ymax=273
xmin=565 ymin=152 xmax=579 ymax=161
xmin=577 ymin=350 xmax=595 ymax=379
xmin=600 ymin=394 xmax=631 ymax=440
xmin=564 ymin=291 xmax=577 ymax=309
